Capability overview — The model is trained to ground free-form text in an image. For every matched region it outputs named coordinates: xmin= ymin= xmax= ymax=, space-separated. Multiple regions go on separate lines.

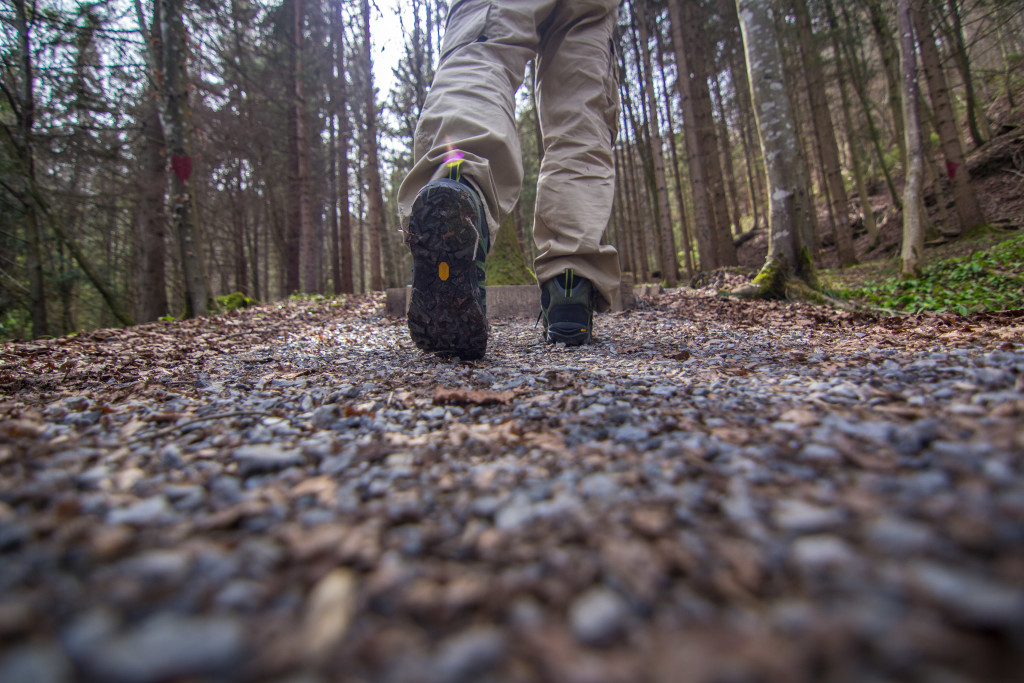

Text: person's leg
xmin=400 ymin=2 xmax=549 ymax=358
xmin=534 ymin=0 xmax=622 ymax=311
xmin=397 ymin=1 xmax=549 ymax=242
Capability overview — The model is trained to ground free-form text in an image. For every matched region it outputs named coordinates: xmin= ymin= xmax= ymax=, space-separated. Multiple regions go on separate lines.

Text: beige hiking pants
xmin=397 ymin=0 xmax=622 ymax=309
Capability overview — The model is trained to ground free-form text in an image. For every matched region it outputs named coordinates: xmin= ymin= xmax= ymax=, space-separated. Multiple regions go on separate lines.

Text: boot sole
xmin=407 ymin=182 xmax=487 ymax=359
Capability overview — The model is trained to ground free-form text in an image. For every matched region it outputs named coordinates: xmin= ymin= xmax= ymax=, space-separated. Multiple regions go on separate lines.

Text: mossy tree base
xmin=730 ymin=250 xmax=831 ymax=305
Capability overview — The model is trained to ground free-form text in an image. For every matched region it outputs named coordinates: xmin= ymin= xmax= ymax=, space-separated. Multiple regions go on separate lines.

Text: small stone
xmin=614 ymin=426 xmax=649 ymax=443
xmin=798 ymin=443 xmax=841 ymax=463
xmin=791 ymin=535 xmax=856 ymax=571
xmin=311 ymin=406 xmax=339 ymax=430
xmin=432 ymin=626 xmax=506 ymax=682
xmin=231 ymin=444 xmax=304 ymax=477
xmin=569 ymin=587 xmax=629 ymax=645
xmin=578 ymin=473 xmax=617 ymax=498
xmin=120 ymin=550 xmax=192 ymax=582
xmin=69 ymin=613 xmax=246 ymax=683
xmin=0 ymin=642 xmax=73 ymax=683
xmin=774 ymin=499 xmax=844 ymax=534
xmin=106 ymin=497 xmax=174 ymax=526
xmin=908 ymin=561 xmax=1024 ymax=629
xmin=865 ymin=516 xmax=935 ymax=555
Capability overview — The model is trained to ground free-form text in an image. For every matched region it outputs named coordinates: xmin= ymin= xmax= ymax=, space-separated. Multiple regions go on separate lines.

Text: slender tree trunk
xmin=823 ymin=0 xmax=878 ymax=247
xmin=865 ymin=0 xmax=906 ymax=163
xmin=719 ymin=0 xmax=766 ymax=230
xmin=135 ymin=91 xmax=169 ymax=321
xmin=898 ymin=0 xmax=925 ymax=278
xmin=158 ymin=0 xmax=208 ymax=317
xmin=712 ymin=75 xmax=742 ymax=237
xmin=13 ymin=0 xmax=49 ymax=337
xmin=333 ymin=9 xmax=354 ymax=294
xmin=941 ymin=0 xmax=987 ymax=147
xmin=792 ymin=0 xmax=856 ymax=265
xmin=684 ymin=0 xmax=738 ymax=266
xmin=636 ymin=0 xmax=678 ymax=286
xmin=361 ymin=0 xmax=384 ymax=291
xmin=668 ymin=0 xmax=715 ymax=272
xmin=911 ymin=0 xmax=985 ymax=235
xmin=289 ymin=0 xmax=316 ymax=293
xmin=735 ymin=0 xmax=816 ymax=296
xmin=655 ymin=18 xmax=695 ymax=277
xmin=841 ymin=1 xmax=901 ymax=208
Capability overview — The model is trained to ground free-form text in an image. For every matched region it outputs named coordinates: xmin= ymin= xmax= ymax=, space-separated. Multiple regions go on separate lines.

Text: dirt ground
xmin=1 ymin=290 xmax=1022 ymax=682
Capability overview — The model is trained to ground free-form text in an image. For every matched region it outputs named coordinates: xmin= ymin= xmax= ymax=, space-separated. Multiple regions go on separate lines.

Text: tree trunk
xmin=684 ymin=0 xmax=738 ymax=267
xmin=289 ymin=0 xmax=317 ymax=293
xmin=898 ymin=0 xmax=925 ymax=278
xmin=636 ymin=0 xmax=678 ymax=286
xmin=12 ymin=0 xmax=48 ymax=338
xmin=360 ymin=0 xmax=384 ymax=291
xmin=134 ymin=90 xmax=169 ymax=321
xmin=792 ymin=0 xmax=856 ymax=266
xmin=910 ymin=0 xmax=985 ymax=235
xmin=655 ymin=16 xmax=695 ymax=278
xmin=735 ymin=0 xmax=816 ymax=297
xmin=158 ymin=0 xmax=208 ymax=317
xmin=712 ymin=74 xmax=742 ymax=237
xmin=839 ymin=1 xmax=901 ymax=209
xmin=865 ymin=0 xmax=906 ymax=163
xmin=668 ymin=0 xmax=716 ymax=272
xmin=940 ymin=0 xmax=987 ymax=147
xmin=333 ymin=8 xmax=354 ymax=295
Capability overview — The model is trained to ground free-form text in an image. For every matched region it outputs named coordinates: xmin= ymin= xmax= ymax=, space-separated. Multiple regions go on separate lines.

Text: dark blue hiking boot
xmin=405 ymin=178 xmax=489 ymax=360
xmin=540 ymin=269 xmax=593 ymax=346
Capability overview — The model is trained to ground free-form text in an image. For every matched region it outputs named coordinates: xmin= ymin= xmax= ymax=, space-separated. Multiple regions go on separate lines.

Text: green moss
xmin=487 ymin=213 xmax=535 ymax=286
xmin=216 ymin=292 xmax=257 ymax=310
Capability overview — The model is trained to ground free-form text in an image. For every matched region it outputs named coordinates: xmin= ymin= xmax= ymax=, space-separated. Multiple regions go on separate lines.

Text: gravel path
xmin=1 ymin=290 xmax=1022 ymax=682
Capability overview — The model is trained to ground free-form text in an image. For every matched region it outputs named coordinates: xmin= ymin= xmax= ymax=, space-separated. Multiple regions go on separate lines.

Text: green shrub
xmin=836 ymin=233 xmax=1024 ymax=314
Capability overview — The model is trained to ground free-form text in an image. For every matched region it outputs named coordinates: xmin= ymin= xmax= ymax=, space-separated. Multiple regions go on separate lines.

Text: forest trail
xmin=1 ymin=292 xmax=1022 ymax=681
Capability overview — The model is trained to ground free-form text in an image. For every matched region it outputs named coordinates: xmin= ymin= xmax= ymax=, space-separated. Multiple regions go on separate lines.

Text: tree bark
xmin=898 ymin=0 xmax=925 ymax=278
xmin=655 ymin=14 xmax=695 ymax=278
xmin=910 ymin=0 xmax=985 ymax=235
xmin=683 ymin=0 xmax=738 ymax=267
xmin=735 ymin=0 xmax=816 ymax=296
xmin=792 ymin=0 xmax=856 ymax=266
xmin=158 ymin=0 xmax=208 ymax=317
xmin=865 ymin=0 xmax=906 ymax=163
xmin=360 ymin=0 xmax=385 ymax=291
xmin=11 ymin=0 xmax=48 ymax=337
xmin=134 ymin=90 xmax=169 ymax=321
xmin=289 ymin=0 xmax=317 ymax=293
xmin=822 ymin=0 xmax=879 ymax=248
xmin=668 ymin=0 xmax=716 ymax=272
xmin=636 ymin=0 xmax=678 ymax=286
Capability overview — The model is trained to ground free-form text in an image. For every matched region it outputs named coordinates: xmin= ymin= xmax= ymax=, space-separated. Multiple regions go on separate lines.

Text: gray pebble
xmin=0 ymin=642 xmax=73 ymax=683
xmin=791 ymin=535 xmax=856 ymax=571
xmin=774 ymin=499 xmax=844 ymax=534
xmin=432 ymin=626 xmax=506 ymax=682
xmin=569 ymin=587 xmax=630 ymax=645
xmin=69 ymin=613 xmax=246 ymax=683
xmin=908 ymin=562 xmax=1024 ymax=629
xmin=106 ymin=497 xmax=174 ymax=526
xmin=231 ymin=444 xmax=304 ymax=477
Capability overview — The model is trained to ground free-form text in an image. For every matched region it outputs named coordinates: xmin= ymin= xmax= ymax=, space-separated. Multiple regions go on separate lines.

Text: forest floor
xmin=1 ymin=289 xmax=1023 ymax=682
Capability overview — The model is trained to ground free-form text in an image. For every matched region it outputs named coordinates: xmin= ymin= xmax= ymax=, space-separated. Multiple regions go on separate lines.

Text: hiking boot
xmin=540 ymin=269 xmax=593 ymax=346
xmin=406 ymin=178 xmax=489 ymax=359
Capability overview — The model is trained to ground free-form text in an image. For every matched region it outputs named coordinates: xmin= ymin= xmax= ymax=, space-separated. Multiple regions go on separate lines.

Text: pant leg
xmin=534 ymin=0 xmax=622 ymax=310
xmin=397 ymin=1 xmax=552 ymax=243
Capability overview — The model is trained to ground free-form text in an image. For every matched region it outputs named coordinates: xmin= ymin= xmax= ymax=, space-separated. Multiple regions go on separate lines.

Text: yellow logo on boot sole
xmin=438 ymin=262 xmax=450 ymax=281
